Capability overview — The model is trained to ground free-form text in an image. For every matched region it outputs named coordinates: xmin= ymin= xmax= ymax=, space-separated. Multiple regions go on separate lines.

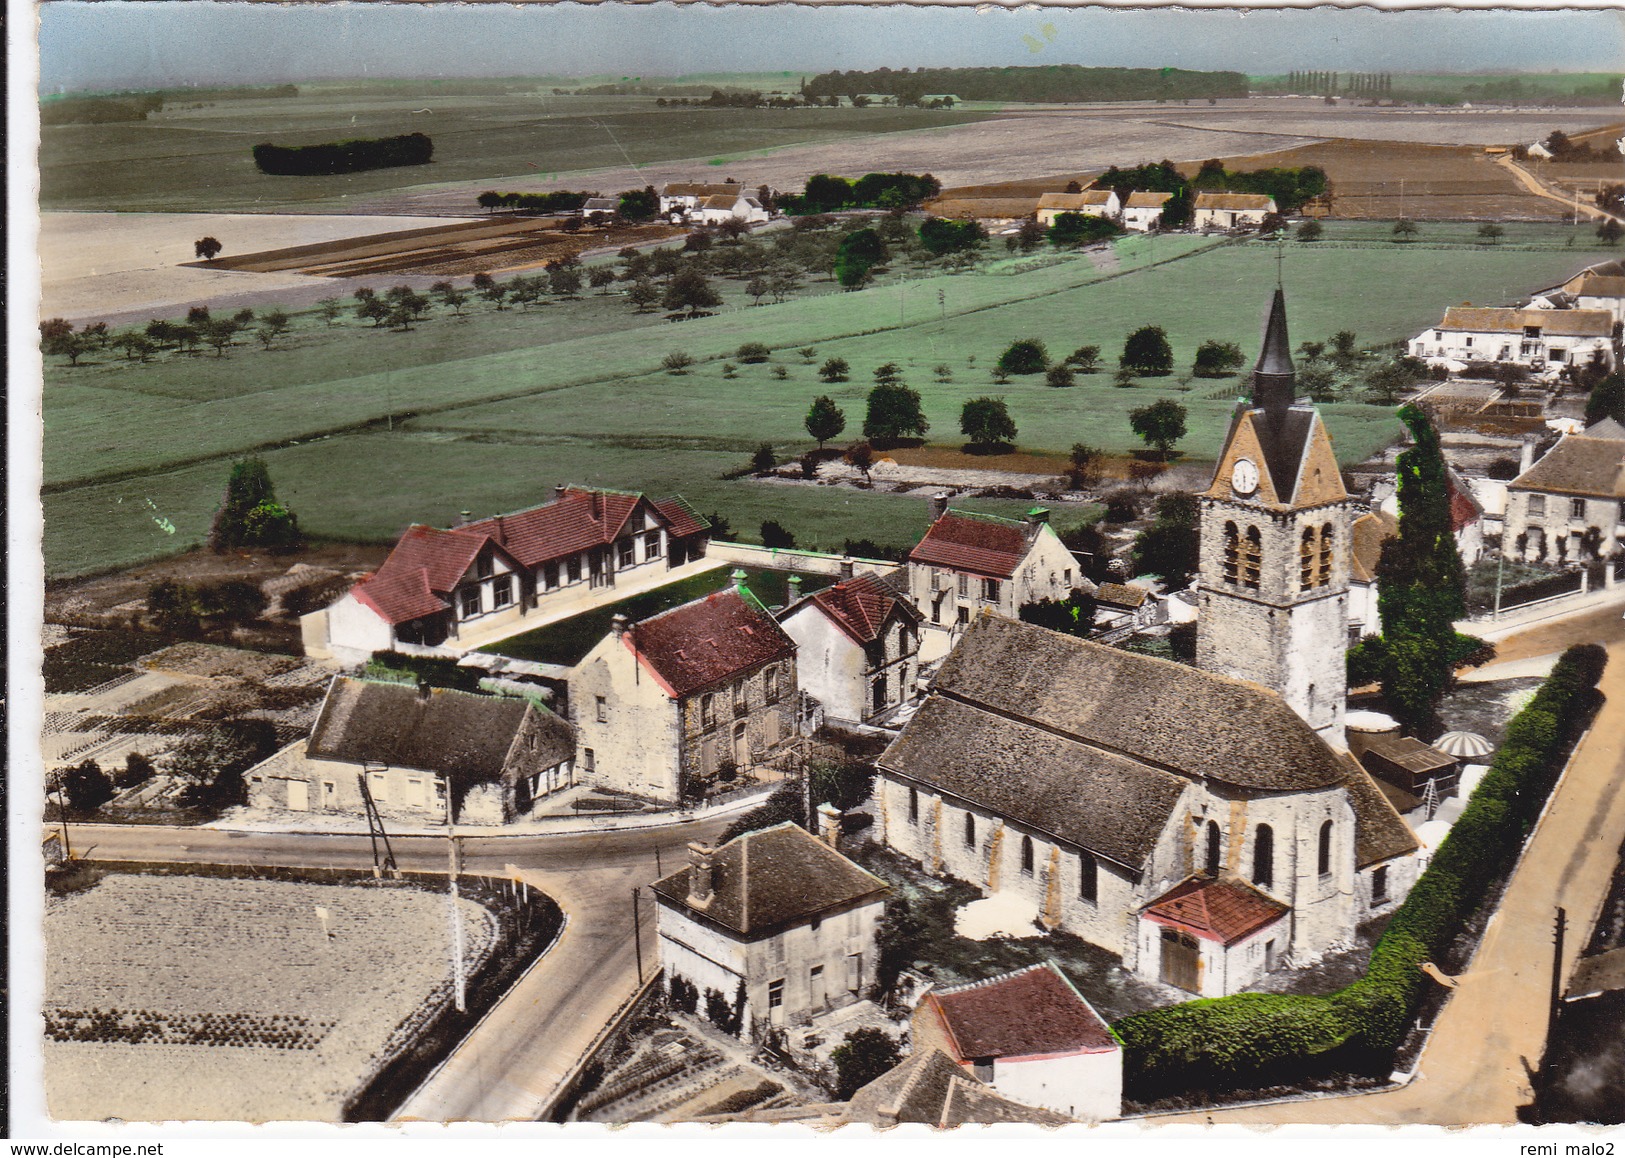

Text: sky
xmin=36 ymin=2 xmax=1625 ymax=94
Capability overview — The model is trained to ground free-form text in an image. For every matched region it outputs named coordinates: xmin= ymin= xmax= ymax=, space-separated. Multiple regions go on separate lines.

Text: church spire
xmin=1251 ymin=287 xmax=1296 ymax=414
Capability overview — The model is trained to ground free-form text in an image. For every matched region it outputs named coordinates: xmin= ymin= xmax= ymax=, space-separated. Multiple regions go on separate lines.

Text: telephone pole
xmin=631 ymin=887 xmax=644 ymax=984
xmin=446 ymin=782 xmax=466 ymax=1013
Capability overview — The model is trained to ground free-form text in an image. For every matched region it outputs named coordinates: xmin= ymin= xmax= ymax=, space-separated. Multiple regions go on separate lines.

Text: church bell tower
xmin=1196 ymin=288 xmax=1353 ymax=748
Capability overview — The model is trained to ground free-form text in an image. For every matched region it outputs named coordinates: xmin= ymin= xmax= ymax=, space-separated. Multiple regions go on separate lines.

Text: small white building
xmin=581 ymin=197 xmax=620 ymax=221
xmin=1407 ymin=307 xmax=1615 ymax=373
xmin=1035 ymin=190 xmax=1121 ymax=226
xmin=777 ymin=572 xmax=923 ymax=725
xmin=842 ymin=1049 xmax=1072 ymax=1126
xmin=1121 ymin=191 xmax=1174 ymax=232
xmin=651 ymin=817 xmax=889 ymax=1041
xmin=1570 ymin=274 xmax=1625 ymax=327
xmin=908 ymin=497 xmax=1093 ymax=661
xmin=1192 ymin=192 xmax=1276 ymax=230
xmin=911 ymin=962 xmax=1122 ymax=1121
xmin=1093 ymin=582 xmax=1156 ymax=630
xmin=692 ymin=194 xmax=770 ymax=226
xmin=1502 ymin=420 xmax=1625 ymax=563
xmin=246 ymin=676 xmax=576 ymax=825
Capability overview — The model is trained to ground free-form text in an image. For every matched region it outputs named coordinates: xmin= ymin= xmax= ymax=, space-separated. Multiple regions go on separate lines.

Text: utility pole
xmin=446 ymin=782 xmax=466 ymax=1013
xmin=1494 ymin=548 xmax=1505 ymax=619
xmin=631 ymin=887 xmax=644 ymax=984
xmin=1547 ymin=907 xmax=1567 ymax=1050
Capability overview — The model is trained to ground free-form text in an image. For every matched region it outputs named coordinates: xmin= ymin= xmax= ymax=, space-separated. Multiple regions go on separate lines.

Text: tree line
xmin=252 ymin=132 xmax=433 ymax=176
xmin=802 ymin=65 xmax=1249 ymax=104
xmin=779 ymin=172 xmax=942 ymax=215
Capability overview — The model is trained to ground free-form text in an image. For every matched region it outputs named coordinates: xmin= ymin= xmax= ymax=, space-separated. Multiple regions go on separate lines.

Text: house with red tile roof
xmin=1140 ymin=877 xmax=1289 ymax=998
xmin=777 ymin=571 xmax=923 ymax=725
xmin=907 ymin=497 xmax=1090 ymax=661
xmin=569 ymin=578 xmax=800 ymax=802
xmin=307 ymin=486 xmax=710 ymax=665
xmin=911 ymin=962 xmax=1121 ymax=1121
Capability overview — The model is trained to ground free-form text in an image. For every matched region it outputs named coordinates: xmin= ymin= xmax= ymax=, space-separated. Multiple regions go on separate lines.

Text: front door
xmin=1160 ymin=927 xmax=1200 ymax=993
xmin=872 ymin=674 xmax=888 ymax=714
xmin=733 ymin=722 xmax=750 ymax=770
xmin=809 ymin=965 xmax=826 ymax=1012
xmin=287 ymin=779 xmax=309 ymax=811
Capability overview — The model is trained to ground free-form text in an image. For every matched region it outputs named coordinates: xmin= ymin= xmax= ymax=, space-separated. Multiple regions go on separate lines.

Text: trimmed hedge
xmin=1113 ymin=644 xmax=1607 ymax=1100
xmin=252 ymin=133 xmax=433 ymax=176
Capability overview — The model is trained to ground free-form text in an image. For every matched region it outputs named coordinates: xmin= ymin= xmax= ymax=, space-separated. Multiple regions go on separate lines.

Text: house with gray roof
xmin=875 ymin=613 xmax=1419 ymax=997
xmin=246 ymin=676 xmax=576 ymax=824
xmin=1502 ymin=421 xmax=1625 ymax=564
xmin=651 ymin=817 xmax=888 ymax=1040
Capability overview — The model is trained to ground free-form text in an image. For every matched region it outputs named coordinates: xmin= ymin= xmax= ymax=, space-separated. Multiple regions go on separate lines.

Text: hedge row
xmin=252 ymin=132 xmax=433 ymax=176
xmin=1112 ymin=644 xmax=1608 ymax=1100
xmin=475 ymin=190 xmax=596 ymax=214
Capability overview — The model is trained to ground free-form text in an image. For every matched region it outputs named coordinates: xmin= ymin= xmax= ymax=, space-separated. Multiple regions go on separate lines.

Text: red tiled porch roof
xmin=1143 ymin=876 xmax=1288 ymax=946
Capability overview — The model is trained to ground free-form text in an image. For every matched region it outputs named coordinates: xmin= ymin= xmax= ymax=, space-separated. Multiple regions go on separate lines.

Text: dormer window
xmin=1524 ymin=325 xmax=1542 ymax=339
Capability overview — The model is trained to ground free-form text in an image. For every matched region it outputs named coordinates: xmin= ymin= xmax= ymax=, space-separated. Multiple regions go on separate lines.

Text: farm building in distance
xmin=1121 ymin=191 xmax=1173 ymax=231
xmin=1192 ymin=192 xmax=1276 ymax=229
xmin=1408 ymin=307 xmax=1615 ymax=372
xmin=1034 ymin=190 xmax=1121 ymax=225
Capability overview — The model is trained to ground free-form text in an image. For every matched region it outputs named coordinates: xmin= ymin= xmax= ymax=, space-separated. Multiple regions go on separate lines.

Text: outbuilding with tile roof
xmin=1193 ymin=191 xmax=1277 ymax=230
xmin=652 ymin=820 xmax=888 ymax=1040
xmin=911 ymin=962 xmax=1121 ymax=1120
xmin=1035 ymin=189 xmax=1121 ymax=225
xmin=778 ymin=570 xmax=923 ymax=725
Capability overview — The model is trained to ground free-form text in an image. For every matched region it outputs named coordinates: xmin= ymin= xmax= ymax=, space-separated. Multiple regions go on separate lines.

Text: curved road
xmin=71 ymin=818 xmax=733 ymax=1122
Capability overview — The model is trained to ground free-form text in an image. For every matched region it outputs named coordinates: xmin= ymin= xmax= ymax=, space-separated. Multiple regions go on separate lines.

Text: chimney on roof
xmin=816 ymin=802 xmax=841 ymax=848
xmin=591 ymin=491 xmax=603 ymax=520
xmin=787 ymin=574 xmax=803 ymax=603
xmin=731 ymin=568 xmax=748 ymax=591
xmin=839 ymin=558 xmax=854 ymax=579
xmin=554 ymin=483 xmax=567 ymax=502
xmin=1026 ymin=507 xmax=1051 ymax=533
xmin=928 ymin=492 xmax=950 ymax=523
xmin=612 ymin=613 xmax=630 ymax=639
xmin=687 ymin=842 xmax=715 ymax=908
xmin=456 ymin=510 xmax=471 ymax=527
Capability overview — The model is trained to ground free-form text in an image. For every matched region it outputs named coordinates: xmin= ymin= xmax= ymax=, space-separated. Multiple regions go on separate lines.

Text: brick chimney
xmin=591 ymin=490 xmax=604 ymax=520
xmin=1026 ymin=506 xmax=1051 ymax=529
xmin=816 ymin=802 xmax=841 ymax=847
xmin=927 ymin=492 xmax=950 ymax=523
xmin=554 ymin=483 xmax=568 ymax=502
xmin=839 ymin=558 xmax=854 ymax=579
xmin=687 ymin=842 xmax=716 ymax=908
xmin=455 ymin=510 xmax=471 ymax=527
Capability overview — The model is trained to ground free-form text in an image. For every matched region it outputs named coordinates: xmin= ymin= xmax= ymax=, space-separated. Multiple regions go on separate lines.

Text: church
xmin=874 ymin=288 xmax=1420 ymax=997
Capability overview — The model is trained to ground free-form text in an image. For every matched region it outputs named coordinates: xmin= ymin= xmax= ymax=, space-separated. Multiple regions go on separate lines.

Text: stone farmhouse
xmin=777 ymin=571 xmax=923 ymax=726
xmin=911 ymin=962 xmax=1122 ymax=1121
xmin=652 ymin=817 xmax=888 ymax=1040
xmin=692 ymin=193 xmax=770 ymax=226
xmin=1502 ymin=419 xmax=1625 ymax=564
xmin=907 ymin=497 xmax=1089 ymax=661
xmin=1192 ymin=192 xmax=1276 ymax=230
xmin=247 ymin=676 xmax=575 ymax=825
xmin=1407 ymin=307 xmax=1615 ymax=373
xmin=1034 ymin=190 xmax=1121 ymax=225
xmin=1121 ymin=191 xmax=1173 ymax=231
xmin=658 ymin=181 xmax=767 ymax=223
xmin=875 ymin=614 xmax=1419 ymax=998
xmin=568 ymin=580 xmax=800 ymax=803
xmin=306 ymin=486 xmax=711 ymax=665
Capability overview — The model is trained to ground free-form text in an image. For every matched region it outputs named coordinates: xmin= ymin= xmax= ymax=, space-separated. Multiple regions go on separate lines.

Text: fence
xmin=1496 ymin=568 xmax=1584 ymax=612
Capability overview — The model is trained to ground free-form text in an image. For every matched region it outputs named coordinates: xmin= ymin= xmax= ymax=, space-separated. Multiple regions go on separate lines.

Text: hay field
xmin=45 ymin=873 xmax=495 ymax=1122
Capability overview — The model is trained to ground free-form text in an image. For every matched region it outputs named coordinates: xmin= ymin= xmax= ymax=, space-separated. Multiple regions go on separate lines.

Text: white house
xmin=777 ymin=571 xmax=923 ymax=725
xmin=692 ymin=194 xmax=770 ymax=226
xmin=1192 ymin=192 xmax=1276 ymax=230
xmin=1570 ymin=273 xmax=1625 ymax=327
xmin=1035 ymin=190 xmax=1121 ymax=225
xmin=1501 ymin=420 xmax=1625 ymax=563
xmin=1121 ymin=191 xmax=1174 ymax=231
xmin=1407 ymin=307 xmax=1615 ymax=373
xmin=658 ymin=181 xmax=749 ymax=218
xmin=876 ymin=614 xmax=1420 ymax=997
xmin=907 ymin=497 xmax=1092 ymax=661
xmin=911 ymin=962 xmax=1122 ymax=1122
xmin=567 ymin=581 xmax=800 ymax=803
xmin=245 ymin=676 xmax=576 ymax=825
xmin=305 ymin=486 xmax=711 ymax=665
xmin=580 ymin=197 xmax=620 ymax=221
xmin=651 ymin=817 xmax=889 ymax=1041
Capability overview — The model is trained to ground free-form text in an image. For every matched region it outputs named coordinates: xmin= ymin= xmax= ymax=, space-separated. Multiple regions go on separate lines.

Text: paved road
xmin=71 ymin=818 xmax=731 ymax=1122
xmin=1154 ymin=636 xmax=1625 ymax=1126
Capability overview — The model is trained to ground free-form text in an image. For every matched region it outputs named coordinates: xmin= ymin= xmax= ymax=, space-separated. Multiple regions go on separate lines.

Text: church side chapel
xmin=875 ymin=287 xmax=1421 ymax=998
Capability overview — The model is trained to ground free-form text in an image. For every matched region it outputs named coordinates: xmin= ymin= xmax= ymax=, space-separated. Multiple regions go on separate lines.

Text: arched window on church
xmin=964 ymin=811 xmax=976 ymax=849
xmin=1079 ymin=853 xmax=1098 ymax=903
xmin=1205 ymin=820 xmax=1221 ymax=876
xmin=1318 ymin=523 xmax=1335 ymax=588
xmin=1299 ymin=526 xmax=1317 ymax=591
xmin=1253 ymin=824 xmax=1274 ymax=888
xmin=1020 ymin=835 xmax=1035 ymax=876
xmin=1242 ymin=526 xmax=1263 ymax=590
xmin=1318 ymin=819 xmax=1333 ymax=877
xmin=1222 ymin=522 xmax=1240 ymax=585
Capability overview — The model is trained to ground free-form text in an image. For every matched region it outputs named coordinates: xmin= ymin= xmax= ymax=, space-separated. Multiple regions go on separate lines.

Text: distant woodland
xmin=252 ymin=132 xmax=434 ymax=176
xmin=802 ymin=66 xmax=1250 ymax=104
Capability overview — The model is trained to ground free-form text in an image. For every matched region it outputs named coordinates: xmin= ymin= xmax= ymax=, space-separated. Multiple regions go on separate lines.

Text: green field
xmin=43 ymin=222 xmax=1620 ymax=578
xmin=40 ymin=81 xmax=987 ymax=213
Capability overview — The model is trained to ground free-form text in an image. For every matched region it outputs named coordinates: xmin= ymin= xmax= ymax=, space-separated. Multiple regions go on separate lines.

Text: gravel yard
xmin=45 ymin=872 xmax=496 ymax=1122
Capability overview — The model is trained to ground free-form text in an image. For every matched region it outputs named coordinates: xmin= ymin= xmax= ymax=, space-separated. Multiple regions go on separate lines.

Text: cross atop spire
xmin=1251 ymin=286 xmax=1296 ymax=414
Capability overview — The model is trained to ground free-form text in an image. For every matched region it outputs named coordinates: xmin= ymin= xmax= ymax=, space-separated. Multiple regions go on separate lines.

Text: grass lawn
xmin=43 ymin=226 xmax=1622 ymax=578
xmin=481 ymin=566 xmax=834 ymax=667
xmin=41 ymin=84 xmax=987 ymax=213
